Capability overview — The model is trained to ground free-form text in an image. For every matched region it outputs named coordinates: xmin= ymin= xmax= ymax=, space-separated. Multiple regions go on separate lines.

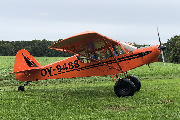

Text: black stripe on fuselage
xmin=64 ymin=51 xmax=152 ymax=73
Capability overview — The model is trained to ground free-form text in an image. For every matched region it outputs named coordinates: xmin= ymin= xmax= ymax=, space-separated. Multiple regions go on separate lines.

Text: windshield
xmin=120 ymin=42 xmax=137 ymax=52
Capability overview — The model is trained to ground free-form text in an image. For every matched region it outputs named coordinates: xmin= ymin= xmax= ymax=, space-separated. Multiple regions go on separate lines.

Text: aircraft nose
xmin=159 ymin=46 xmax=166 ymax=51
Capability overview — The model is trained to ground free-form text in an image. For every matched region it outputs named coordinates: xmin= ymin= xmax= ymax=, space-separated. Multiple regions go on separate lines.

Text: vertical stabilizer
xmin=14 ymin=49 xmax=41 ymax=73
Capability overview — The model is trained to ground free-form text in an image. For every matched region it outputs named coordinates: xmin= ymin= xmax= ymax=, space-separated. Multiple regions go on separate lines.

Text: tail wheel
xmin=114 ymin=78 xmax=135 ymax=97
xmin=18 ymin=86 xmax=25 ymax=91
xmin=18 ymin=81 xmax=31 ymax=91
xmin=129 ymin=76 xmax=141 ymax=92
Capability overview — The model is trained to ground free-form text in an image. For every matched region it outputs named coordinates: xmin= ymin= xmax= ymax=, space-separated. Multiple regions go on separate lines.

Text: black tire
xmin=114 ymin=78 xmax=135 ymax=97
xmin=18 ymin=86 xmax=25 ymax=91
xmin=129 ymin=76 xmax=141 ymax=92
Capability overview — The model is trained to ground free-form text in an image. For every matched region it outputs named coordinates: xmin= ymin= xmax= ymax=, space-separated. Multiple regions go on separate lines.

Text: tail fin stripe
xmin=22 ymin=53 xmax=38 ymax=67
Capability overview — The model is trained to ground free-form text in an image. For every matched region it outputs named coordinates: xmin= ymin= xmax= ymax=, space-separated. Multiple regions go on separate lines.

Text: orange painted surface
xmin=10 ymin=32 xmax=161 ymax=82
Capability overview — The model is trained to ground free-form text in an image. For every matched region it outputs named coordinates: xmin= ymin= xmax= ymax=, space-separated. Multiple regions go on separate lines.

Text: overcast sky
xmin=0 ymin=0 xmax=180 ymax=45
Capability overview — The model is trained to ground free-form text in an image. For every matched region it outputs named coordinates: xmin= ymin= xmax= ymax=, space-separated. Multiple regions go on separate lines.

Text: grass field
xmin=0 ymin=56 xmax=180 ymax=119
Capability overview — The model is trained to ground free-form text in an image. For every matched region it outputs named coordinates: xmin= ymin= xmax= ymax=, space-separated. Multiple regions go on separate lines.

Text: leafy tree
xmin=164 ymin=35 xmax=180 ymax=63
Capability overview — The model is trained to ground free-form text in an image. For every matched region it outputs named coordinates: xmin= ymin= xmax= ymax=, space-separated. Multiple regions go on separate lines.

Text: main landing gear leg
xmin=18 ymin=81 xmax=32 ymax=91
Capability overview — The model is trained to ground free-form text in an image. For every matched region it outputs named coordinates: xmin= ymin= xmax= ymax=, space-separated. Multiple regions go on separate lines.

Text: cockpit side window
xmin=120 ymin=42 xmax=137 ymax=52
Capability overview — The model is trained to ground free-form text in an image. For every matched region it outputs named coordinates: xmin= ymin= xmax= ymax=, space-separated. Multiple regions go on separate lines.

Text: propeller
xmin=157 ymin=27 xmax=161 ymax=46
xmin=157 ymin=26 xmax=166 ymax=66
xmin=161 ymin=51 xmax=165 ymax=66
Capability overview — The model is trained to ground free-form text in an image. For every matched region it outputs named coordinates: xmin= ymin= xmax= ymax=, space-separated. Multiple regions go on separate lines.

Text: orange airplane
xmin=9 ymin=31 xmax=166 ymax=97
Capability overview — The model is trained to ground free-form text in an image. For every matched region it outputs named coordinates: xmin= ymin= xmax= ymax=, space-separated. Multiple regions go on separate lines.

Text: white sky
xmin=0 ymin=0 xmax=180 ymax=45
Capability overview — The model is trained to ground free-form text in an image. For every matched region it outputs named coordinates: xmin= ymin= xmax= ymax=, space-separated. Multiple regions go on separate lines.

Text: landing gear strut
xmin=18 ymin=81 xmax=32 ymax=91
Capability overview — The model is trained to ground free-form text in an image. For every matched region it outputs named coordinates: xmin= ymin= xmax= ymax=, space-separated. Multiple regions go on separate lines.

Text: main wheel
xmin=18 ymin=86 xmax=25 ymax=91
xmin=114 ymin=78 xmax=135 ymax=97
xmin=129 ymin=76 xmax=141 ymax=92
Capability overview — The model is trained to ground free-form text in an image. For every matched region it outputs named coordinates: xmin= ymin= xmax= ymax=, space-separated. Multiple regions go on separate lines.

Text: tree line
xmin=0 ymin=35 xmax=180 ymax=63
xmin=0 ymin=39 xmax=73 ymax=57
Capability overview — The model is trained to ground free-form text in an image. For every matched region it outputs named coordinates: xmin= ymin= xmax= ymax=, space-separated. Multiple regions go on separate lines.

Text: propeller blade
xmin=157 ymin=26 xmax=166 ymax=66
xmin=161 ymin=51 xmax=165 ymax=66
xmin=157 ymin=26 xmax=161 ymax=46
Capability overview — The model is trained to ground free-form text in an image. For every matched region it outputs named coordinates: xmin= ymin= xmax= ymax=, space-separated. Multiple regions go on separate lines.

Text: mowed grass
xmin=0 ymin=56 xmax=180 ymax=119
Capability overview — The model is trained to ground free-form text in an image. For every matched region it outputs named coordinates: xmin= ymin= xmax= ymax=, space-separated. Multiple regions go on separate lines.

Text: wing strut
xmin=103 ymin=38 xmax=123 ymax=72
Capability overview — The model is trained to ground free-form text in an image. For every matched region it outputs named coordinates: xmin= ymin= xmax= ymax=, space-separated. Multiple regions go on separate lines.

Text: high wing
xmin=49 ymin=31 xmax=119 ymax=55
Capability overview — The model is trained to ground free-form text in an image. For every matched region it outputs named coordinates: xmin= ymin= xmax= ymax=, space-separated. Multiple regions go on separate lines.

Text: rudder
xmin=14 ymin=49 xmax=41 ymax=73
